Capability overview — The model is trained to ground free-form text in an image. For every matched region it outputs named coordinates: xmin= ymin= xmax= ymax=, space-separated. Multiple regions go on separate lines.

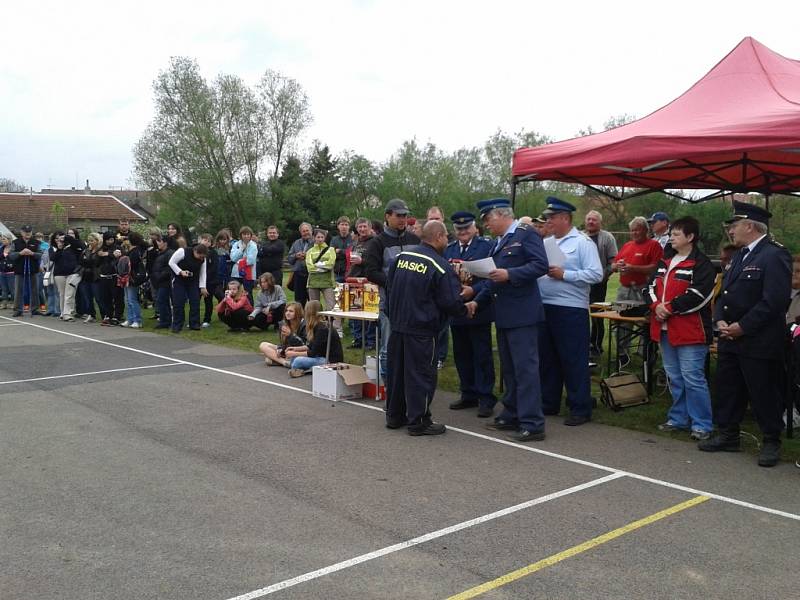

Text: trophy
xmin=333 ymin=283 xmax=343 ymax=311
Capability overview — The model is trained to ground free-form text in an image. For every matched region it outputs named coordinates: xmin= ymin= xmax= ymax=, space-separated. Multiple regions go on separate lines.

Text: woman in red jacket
xmin=647 ymin=216 xmax=715 ymax=440
xmin=216 ymin=280 xmax=254 ymax=332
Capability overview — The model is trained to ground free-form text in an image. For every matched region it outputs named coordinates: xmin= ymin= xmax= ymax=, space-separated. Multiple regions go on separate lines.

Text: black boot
xmin=758 ymin=437 xmax=781 ymax=468
xmin=698 ymin=427 xmax=741 ymax=452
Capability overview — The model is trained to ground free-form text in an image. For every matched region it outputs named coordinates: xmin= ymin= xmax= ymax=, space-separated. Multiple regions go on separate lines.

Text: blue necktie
xmin=494 ymin=234 xmax=508 ymax=254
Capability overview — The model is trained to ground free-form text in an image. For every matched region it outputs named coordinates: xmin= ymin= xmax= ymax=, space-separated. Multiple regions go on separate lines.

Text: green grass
xmin=139 ymin=279 xmax=799 ymax=462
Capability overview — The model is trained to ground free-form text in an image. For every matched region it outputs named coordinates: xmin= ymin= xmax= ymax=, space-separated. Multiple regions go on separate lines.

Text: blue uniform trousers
xmin=539 ymin=304 xmax=593 ymax=418
xmin=172 ymin=278 xmax=200 ymax=330
xmin=451 ymin=323 xmax=496 ymax=409
xmin=497 ymin=325 xmax=545 ymax=433
xmin=155 ymin=286 xmax=172 ymax=328
xmin=386 ymin=332 xmax=437 ymax=430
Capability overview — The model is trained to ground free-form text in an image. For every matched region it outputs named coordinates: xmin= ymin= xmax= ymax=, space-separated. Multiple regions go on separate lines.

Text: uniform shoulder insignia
xmin=446 ymin=240 xmax=458 ymax=247
xmin=768 ymin=237 xmax=785 ymax=249
xmin=517 ymin=222 xmax=531 ymax=231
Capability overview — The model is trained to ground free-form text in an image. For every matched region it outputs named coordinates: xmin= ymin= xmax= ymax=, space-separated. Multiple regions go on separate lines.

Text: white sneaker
xmin=201 ymin=322 xmax=211 ymax=328
xmin=84 ymin=315 xmax=95 ymax=323
xmin=130 ymin=322 xmax=142 ymax=329
xmin=120 ymin=320 xmax=130 ymax=327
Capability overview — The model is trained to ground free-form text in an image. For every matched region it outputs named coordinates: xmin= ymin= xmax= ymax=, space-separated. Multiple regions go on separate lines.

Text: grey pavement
xmin=1 ymin=314 xmax=798 ymax=600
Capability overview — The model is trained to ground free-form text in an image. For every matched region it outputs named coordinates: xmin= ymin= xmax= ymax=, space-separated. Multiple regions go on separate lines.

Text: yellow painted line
xmin=447 ymin=495 xmax=710 ymax=600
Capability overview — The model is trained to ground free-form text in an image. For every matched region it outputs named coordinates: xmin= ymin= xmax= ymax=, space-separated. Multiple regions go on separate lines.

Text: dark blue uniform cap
xmin=450 ymin=211 xmax=476 ymax=228
xmin=542 ymin=196 xmax=576 ymax=216
xmin=724 ymin=200 xmax=771 ymax=225
xmin=476 ymin=198 xmax=511 ymax=217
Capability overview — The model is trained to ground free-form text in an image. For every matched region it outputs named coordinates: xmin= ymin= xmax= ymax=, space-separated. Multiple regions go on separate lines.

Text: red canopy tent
xmin=511 ymin=37 xmax=800 ymax=203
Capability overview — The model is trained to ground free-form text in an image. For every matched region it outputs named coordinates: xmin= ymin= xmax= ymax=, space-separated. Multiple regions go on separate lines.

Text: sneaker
xmin=84 ymin=315 xmax=95 ymax=323
xmin=690 ymin=430 xmax=711 ymax=441
xmin=39 ymin=304 xmax=46 ymax=312
xmin=101 ymin=318 xmax=111 ymax=326
xmin=120 ymin=320 xmax=130 ymax=327
xmin=657 ymin=422 xmax=689 ymax=432
xmin=288 ymin=368 xmax=308 ymax=378
xmin=130 ymin=322 xmax=142 ymax=329
xmin=336 ymin=329 xmax=344 ymax=338
xmin=758 ymin=439 xmax=781 ymax=468
xmin=110 ymin=318 xmax=120 ymax=326
xmin=63 ymin=316 xmax=75 ymax=322
xmin=436 ymin=360 xmax=445 ymax=370
xmin=201 ymin=322 xmax=211 ymax=328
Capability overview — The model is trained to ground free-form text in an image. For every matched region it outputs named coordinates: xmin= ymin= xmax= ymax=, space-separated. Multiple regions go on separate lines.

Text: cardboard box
xmin=312 ymin=363 xmax=372 ymax=401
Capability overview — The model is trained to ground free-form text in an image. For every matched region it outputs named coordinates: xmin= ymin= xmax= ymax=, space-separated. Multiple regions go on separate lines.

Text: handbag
xmin=43 ymin=268 xmax=54 ymax=287
xmin=599 ymin=373 xmax=649 ymax=411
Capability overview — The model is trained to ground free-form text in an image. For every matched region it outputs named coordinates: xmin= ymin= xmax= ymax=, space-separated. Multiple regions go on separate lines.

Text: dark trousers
xmin=436 ymin=321 xmax=449 ymax=363
xmin=497 ymin=325 xmax=545 ymax=433
xmin=250 ymin=305 xmax=285 ymax=330
xmin=271 ymin=269 xmax=283 ymax=287
xmin=155 ymin=286 xmax=172 ymax=327
xmin=112 ymin=284 xmax=124 ymax=320
xmin=589 ymin=281 xmax=608 ymax=353
xmin=77 ymin=281 xmax=94 ymax=318
xmin=218 ymin=308 xmax=251 ymax=330
xmin=714 ymin=352 xmax=785 ymax=438
xmin=94 ymin=280 xmax=111 ymax=319
xmin=451 ymin=323 xmax=496 ymax=408
xmin=293 ymin=272 xmax=309 ymax=307
xmin=172 ymin=278 xmax=200 ymax=330
xmin=386 ymin=332 xmax=437 ymax=429
xmin=203 ymin=283 xmax=226 ymax=323
xmin=539 ymin=304 xmax=593 ymax=418
xmin=13 ymin=273 xmax=39 ymax=311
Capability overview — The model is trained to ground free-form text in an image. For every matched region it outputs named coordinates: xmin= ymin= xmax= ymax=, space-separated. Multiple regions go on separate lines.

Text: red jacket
xmin=647 ymin=247 xmax=715 ymax=346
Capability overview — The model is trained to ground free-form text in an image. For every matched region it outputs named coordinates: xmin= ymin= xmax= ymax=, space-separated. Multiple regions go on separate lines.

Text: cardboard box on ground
xmin=312 ymin=364 xmax=372 ymax=401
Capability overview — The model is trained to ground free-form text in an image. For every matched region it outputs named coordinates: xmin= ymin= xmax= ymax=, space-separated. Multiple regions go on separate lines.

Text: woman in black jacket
xmin=51 ymin=231 xmax=84 ymax=320
xmin=149 ymin=235 xmax=175 ymax=329
xmin=79 ymin=233 xmax=104 ymax=323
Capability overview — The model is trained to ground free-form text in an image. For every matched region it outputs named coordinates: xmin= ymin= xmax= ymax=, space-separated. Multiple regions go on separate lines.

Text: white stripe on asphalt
xmin=0 ymin=363 xmax=180 ymax=385
xmin=4 ymin=315 xmax=799 ymax=526
xmin=224 ymin=473 xmax=626 ymax=600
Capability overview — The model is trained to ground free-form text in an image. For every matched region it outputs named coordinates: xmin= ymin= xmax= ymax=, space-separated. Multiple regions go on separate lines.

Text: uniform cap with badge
xmin=476 ymin=198 xmax=511 ymax=217
xmin=541 ymin=196 xmax=576 ymax=216
xmin=450 ymin=211 xmax=476 ymax=229
xmin=724 ymin=200 xmax=771 ymax=225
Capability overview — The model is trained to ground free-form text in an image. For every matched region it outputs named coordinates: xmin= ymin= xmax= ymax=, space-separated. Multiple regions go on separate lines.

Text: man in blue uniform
xmin=537 ymin=197 xmax=603 ymax=425
xmin=466 ymin=198 xmax=549 ymax=442
xmin=386 ymin=220 xmax=472 ymax=436
xmin=699 ymin=201 xmax=792 ymax=467
xmin=444 ymin=211 xmax=496 ymax=417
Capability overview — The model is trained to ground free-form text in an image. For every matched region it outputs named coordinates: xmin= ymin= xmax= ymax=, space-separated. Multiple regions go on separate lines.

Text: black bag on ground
xmin=599 ymin=373 xmax=649 ymax=411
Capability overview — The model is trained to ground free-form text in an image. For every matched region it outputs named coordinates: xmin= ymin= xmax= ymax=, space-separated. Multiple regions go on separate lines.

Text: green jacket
xmin=305 ymin=243 xmax=336 ymax=289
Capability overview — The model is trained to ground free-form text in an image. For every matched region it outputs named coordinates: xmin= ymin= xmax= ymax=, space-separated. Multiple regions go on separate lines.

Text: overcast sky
xmin=1 ymin=0 xmax=798 ymax=192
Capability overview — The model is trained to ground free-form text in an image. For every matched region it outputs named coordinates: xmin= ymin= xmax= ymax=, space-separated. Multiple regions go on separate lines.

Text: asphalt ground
xmin=1 ymin=314 xmax=798 ymax=600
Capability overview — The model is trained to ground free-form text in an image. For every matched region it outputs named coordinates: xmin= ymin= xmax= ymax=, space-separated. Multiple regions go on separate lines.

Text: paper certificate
xmin=461 ymin=257 xmax=496 ymax=278
xmin=543 ymin=237 xmax=566 ymax=268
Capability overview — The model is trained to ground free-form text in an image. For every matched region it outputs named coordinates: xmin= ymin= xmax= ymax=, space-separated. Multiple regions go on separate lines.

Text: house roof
xmin=0 ymin=193 xmax=147 ymax=231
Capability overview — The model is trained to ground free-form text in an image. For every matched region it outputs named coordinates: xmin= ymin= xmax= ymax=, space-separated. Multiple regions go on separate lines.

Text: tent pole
xmin=510 ymin=177 xmax=517 ymax=209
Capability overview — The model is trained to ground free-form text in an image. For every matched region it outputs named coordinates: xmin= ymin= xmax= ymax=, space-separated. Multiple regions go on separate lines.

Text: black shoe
xmin=758 ymin=439 xmax=781 ymax=467
xmin=698 ymin=432 xmax=741 ymax=453
xmin=385 ymin=419 xmax=408 ymax=429
xmin=485 ymin=419 xmax=518 ymax=431
xmin=12 ymin=311 xmax=22 ymax=317
xmin=449 ymin=398 xmax=478 ymax=410
xmin=508 ymin=429 xmax=546 ymax=442
xmin=477 ymin=406 xmax=494 ymax=418
xmin=408 ymin=422 xmax=446 ymax=436
xmin=564 ymin=415 xmax=591 ymax=426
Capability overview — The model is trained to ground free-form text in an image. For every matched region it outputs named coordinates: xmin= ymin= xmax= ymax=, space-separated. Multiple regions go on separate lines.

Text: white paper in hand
xmin=543 ymin=237 xmax=566 ymax=268
xmin=461 ymin=257 xmax=496 ymax=278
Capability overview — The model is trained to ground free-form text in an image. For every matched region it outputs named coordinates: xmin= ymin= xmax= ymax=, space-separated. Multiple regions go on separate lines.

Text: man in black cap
xmin=444 ymin=211 xmax=496 ymax=417
xmin=364 ymin=198 xmax=420 ymax=380
xmin=699 ymin=201 xmax=792 ymax=467
xmin=9 ymin=225 xmax=43 ymax=316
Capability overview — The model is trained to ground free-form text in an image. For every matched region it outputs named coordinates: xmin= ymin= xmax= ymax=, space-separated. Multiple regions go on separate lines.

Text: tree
xmin=49 ymin=202 xmax=67 ymax=230
xmin=0 ymin=178 xmax=27 ymax=192
xmin=258 ymin=69 xmax=312 ymax=178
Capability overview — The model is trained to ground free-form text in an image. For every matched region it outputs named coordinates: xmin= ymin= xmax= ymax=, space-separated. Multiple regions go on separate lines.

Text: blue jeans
xmin=290 ymin=356 xmax=326 ymax=370
xmin=46 ymin=283 xmax=60 ymax=314
xmin=125 ymin=285 xmax=142 ymax=324
xmin=351 ymin=319 xmax=376 ymax=347
xmin=77 ymin=281 xmax=94 ymax=317
xmin=659 ymin=332 xmax=712 ymax=433
xmin=0 ymin=273 xmax=14 ymax=302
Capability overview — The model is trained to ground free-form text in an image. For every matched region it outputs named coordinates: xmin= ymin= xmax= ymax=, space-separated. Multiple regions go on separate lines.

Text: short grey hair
xmin=586 ymin=210 xmax=603 ymax=222
xmin=744 ymin=219 xmax=768 ymax=235
xmin=299 ymin=222 xmax=312 ymax=231
xmin=491 ymin=206 xmax=515 ymax=219
xmin=629 ymin=216 xmax=648 ymax=230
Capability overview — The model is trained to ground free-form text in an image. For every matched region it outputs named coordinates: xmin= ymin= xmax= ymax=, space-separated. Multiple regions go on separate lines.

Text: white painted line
xmin=0 ymin=363 xmax=180 ymax=386
xmin=224 ymin=473 xmax=626 ymax=600
xmin=6 ymin=316 xmax=800 ymax=524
